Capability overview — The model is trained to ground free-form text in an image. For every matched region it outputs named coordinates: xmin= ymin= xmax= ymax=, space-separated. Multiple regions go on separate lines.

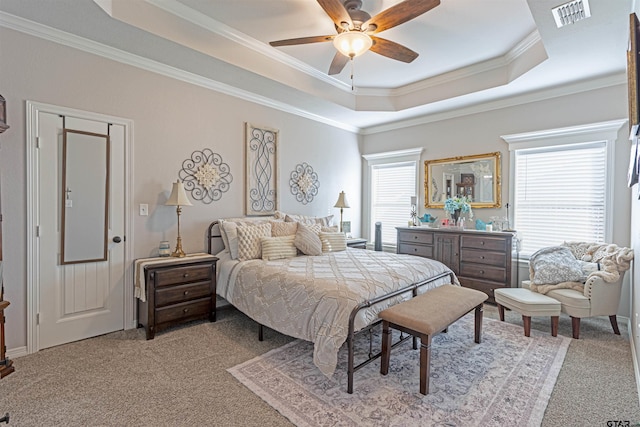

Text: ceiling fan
xmin=269 ymin=0 xmax=440 ymax=75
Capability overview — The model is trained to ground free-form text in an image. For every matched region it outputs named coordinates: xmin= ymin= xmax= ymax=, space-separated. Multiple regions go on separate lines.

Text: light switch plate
xmin=139 ymin=204 xmax=148 ymax=216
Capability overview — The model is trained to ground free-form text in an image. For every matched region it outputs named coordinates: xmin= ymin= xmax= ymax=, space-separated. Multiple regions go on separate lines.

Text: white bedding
xmin=216 ymin=248 xmax=458 ymax=377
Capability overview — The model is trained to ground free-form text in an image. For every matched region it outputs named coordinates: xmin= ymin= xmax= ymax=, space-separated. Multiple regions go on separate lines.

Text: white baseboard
xmin=7 ymin=346 xmax=28 ymax=359
xmin=629 ymin=317 xmax=640 ymax=408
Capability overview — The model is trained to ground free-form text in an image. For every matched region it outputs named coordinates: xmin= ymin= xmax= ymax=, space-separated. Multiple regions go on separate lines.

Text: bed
xmin=207 ymin=220 xmax=458 ymax=393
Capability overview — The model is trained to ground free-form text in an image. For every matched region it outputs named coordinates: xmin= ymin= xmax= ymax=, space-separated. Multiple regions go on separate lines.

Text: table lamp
xmin=165 ymin=180 xmax=193 ymax=257
xmin=334 ymin=191 xmax=350 ymax=233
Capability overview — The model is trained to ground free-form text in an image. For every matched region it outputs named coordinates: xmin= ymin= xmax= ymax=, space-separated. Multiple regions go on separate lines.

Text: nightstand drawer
xmin=155 ymin=281 xmax=211 ymax=307
xmin=398 ymin=231 xmax=433 ymax=245
xmin=460 ymin=248 xmax=506 ymax=267
xmin=155 ymin=264 xmax=212 ymax=287
xmin=155 ymin=297 xmax=211 ymax=324
xmin=398 ymin=243 xmax=434 ymax=258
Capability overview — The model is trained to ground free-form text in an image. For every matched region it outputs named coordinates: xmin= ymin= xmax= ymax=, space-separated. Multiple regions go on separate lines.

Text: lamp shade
xmin=333 ymin=31 xmax=372 ymax=58
xmin=165 ymin=180 xmax=193 ymax=206
xmin=334 ymin=191 xmax=350 ymax=209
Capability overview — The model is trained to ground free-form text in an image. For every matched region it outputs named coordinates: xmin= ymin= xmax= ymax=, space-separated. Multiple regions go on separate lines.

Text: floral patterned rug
xmin=228 ymin=315 xmax=570 ymax=427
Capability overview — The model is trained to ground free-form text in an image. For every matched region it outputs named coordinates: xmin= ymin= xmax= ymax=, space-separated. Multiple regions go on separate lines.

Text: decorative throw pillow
xmin=319 ymin=232 xmax=347 ymax=252
xmin=321 ymin=225 xmax=339 ymax=233
xmin=237 ymin=223 xmax=272 ymax=261
xmin=270 ymin=221 xmax=298 ymax=237
xmin=579 ymin=261 xmax=601 ymax=281
xmin=220 ymin=217 xmax=273 ymax=259
xmin=273 ymin=211 xmax=287 ymax=220
xmin=261 ymin=235 xmax=297 ymax=261
xmin=529 ymin=246 xmax=584 ymax=285
xmin=285 ymin=214 xmax=334 ymax=227
xmin=294 ymin=223 xmax=323 ymax=256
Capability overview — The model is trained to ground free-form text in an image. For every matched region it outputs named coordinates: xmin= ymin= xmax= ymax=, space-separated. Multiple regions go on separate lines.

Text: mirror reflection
xmin=424 ymin=152 xmax=501 ymax=209
xmin=60 ymin=129 xmax=110 ymax=264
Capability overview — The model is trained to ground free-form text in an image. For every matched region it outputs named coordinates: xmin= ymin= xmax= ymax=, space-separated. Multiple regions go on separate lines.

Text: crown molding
xmin=0 ymin=11 xmax=359 ymax=133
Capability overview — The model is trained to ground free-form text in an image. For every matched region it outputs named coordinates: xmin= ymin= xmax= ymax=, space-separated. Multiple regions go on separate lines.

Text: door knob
xmin=112 ymin=236 xmax=122 ymax=243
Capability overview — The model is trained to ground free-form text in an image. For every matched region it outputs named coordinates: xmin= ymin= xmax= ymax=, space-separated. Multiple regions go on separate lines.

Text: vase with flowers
xmin=444 ymin=196 xmax=473 ymax=226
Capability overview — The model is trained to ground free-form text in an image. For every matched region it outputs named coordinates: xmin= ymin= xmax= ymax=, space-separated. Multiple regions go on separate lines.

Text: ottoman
xmin=494 ymin=288 xmax=561 ymax=337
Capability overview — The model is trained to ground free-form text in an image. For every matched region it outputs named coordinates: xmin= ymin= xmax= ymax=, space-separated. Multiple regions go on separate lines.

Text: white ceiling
xmin=0 ymin=0 xmax=633 ymax=132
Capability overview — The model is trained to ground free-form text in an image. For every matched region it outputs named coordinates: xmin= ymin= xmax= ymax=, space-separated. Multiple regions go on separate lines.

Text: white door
xmin=37 ymin=112 xmax=126 ymax=349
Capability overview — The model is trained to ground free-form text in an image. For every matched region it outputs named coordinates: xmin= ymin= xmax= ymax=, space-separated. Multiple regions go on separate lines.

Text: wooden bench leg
xmin=380 ymin=320 xmax=391 ymax=375
xmin=419 ymin=334 xmax=432 ymax=395
xmin=474 ymin=304 xmax=483 ymax=344
xmin=497 ymin=303 xmax=505 ymax=322
xmin=522 ymin=315 xmax=531 ymax=337
xmin=551 ymin=316 xmax=559 ymax=337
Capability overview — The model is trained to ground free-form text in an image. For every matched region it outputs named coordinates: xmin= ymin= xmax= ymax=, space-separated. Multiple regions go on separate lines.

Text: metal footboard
xmin=346 ymin=271 xmax=456 ymax=394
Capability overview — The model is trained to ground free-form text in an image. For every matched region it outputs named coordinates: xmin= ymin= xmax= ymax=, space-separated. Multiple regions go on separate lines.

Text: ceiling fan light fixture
xmin=333 ymin=31 xmax=372 ymax=58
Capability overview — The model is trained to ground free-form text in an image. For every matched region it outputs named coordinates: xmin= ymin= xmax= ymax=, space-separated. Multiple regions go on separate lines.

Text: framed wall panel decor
xmin=628 ymin=13 xmax=640 ymax=137
xmin=245 ymin=123 xmax=278 ymax=215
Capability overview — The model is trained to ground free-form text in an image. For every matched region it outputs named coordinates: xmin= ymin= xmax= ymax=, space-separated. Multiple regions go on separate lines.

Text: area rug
xmin=228 ymin=315 xmax=570 ymax=427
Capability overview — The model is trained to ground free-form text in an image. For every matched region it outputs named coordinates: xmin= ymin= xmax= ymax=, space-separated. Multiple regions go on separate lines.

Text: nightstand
xmin=346 ymin=238 xmax=368 ymax=249
xmin=136 ymin=254 xmax=217 ymax=340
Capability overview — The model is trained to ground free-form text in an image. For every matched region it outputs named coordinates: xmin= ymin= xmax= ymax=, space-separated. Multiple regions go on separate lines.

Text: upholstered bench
xmin=494 ymin=288 xmax=561 ymax=337
xmin=379 ymin=284 xmax=488 ymax=395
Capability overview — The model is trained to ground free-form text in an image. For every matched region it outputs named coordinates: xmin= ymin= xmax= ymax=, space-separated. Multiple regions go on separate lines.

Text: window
xmin=363 ymin=148 xmax=422 ymax=248
xmin=503 ymin=120 xmax=625 ymax=257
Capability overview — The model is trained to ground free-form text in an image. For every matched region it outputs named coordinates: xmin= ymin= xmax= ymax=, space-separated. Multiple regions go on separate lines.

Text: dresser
xmin=397 ymin=227 xmax=515 ymax=302
xmin=137 ymin=255 xmax=217 ymax=340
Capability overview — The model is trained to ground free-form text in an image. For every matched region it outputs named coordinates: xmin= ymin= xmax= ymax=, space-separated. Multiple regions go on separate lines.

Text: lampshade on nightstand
xmin=334 ymin=191 xmax=350 ymax=233
xmin=165 ymin=180 xmax=193 ymax=257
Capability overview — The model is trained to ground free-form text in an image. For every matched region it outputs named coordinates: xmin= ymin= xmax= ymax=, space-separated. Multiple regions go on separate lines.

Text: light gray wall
xmin=362 ymin=84 xmax=633 ymax=316
xmin=0 ymin=27 xmax=361 ymax=351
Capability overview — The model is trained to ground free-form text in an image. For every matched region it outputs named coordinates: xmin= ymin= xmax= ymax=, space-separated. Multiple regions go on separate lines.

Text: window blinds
xmin=370 ymin=161 xmax=416 ymax=245
xmin=513 ymin=142 xmax=606 ymax=256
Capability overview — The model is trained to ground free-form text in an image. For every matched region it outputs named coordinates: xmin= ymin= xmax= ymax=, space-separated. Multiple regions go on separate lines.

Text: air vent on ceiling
xmin=552 ymin=0 xmax=591 ymax=28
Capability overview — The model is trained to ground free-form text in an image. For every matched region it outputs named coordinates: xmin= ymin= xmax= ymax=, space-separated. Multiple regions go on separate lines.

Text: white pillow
xmin=220 ymin=217 xmax=273 ymax=259
xmin=294 ymin=223 xmax=323 ymax=256
xmin=237 ymin=223 xmax=272 ymax=261
xmin=319 ymin=232 xmax=347 ymax=252
xmin=285 ymin=214 xmax=334 ymax=227
xmin=261 ymin=235 xmax=297 ymax=261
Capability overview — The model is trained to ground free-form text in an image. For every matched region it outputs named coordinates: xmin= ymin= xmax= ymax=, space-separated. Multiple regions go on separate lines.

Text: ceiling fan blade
xmin=270 ymin=35 xmax=334 ymax=47
xmin=370 ymin=36 xmax=418 ymax=63
xmin=365 ymin=0 xmax=440 ymax=33
xmin=328 ymin=52 xmax=349 ymax=75
xmin=317 ymin=0 xmax=352 ymax=29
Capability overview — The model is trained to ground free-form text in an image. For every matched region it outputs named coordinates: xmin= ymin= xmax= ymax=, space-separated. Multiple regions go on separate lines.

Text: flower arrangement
xmin=444 ymin=196 xmax=473 ymax=216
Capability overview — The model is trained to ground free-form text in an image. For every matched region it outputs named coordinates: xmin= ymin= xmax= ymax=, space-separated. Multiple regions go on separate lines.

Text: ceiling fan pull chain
xmin=350 ymin=57 xmax=354 ymax=91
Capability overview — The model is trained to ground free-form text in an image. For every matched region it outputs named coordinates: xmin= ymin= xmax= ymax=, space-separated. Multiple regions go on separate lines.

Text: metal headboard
xmin=206 ymin=220 xmax=223 ymax=255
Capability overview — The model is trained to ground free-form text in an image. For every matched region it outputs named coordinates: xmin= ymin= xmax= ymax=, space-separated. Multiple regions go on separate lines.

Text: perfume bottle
xmin=159 ymin=241 xmax=171 ymax=257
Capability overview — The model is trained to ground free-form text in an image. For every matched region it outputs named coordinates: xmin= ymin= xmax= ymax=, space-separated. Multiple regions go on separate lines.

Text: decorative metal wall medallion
xmin=245 ymin=123 xmax=278 ymax=215
xmin=179 ymin=148 xmax=232 ymax=204
xmin=290 ymin=162 xmax=319 ymax=204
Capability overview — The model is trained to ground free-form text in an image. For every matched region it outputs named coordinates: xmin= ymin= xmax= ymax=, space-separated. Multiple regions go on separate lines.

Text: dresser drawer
xmin=155 ymin=297 xmax=211 ymax=324
xmin=459 ymin=263 xmax=507 ymax=282
xmin=398 ymin=231 xmax=434 ymax=245
xmin=398 ymin=243 xmax=434 ymax=258
xmin=154 ymin=264 xmax=212 ymax=287
xmin=460 ymin=248 xmax=506 ymax=267
xmin=155 ymin=281 xmax=211 ymax=307
xmin=460 ymin=235 xmax=508 ymax=252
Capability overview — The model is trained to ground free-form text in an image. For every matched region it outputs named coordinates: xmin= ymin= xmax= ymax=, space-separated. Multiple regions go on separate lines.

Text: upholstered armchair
xmin=524 ymin=242 xmax=634 ymax=339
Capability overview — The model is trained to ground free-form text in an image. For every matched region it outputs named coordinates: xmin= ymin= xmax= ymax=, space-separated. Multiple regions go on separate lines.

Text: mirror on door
xmin=60 ymin=129 xmax=110 ymax=264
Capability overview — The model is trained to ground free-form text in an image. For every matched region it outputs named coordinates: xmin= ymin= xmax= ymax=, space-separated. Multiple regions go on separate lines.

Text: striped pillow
xmin=261 ymin=235 xmax=297 ymax=261
xmin=320 ymin=232 xmax=347 ymax=252
xmin=237 ymin=223 xmax=272 ymax=261
xmin=294 ymin=223 xmax=323 ymax=256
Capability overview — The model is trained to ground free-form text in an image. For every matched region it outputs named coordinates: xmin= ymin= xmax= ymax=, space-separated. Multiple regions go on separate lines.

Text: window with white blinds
xmin=370 ymin=161 xmax=416 ymax=245
xmin=513 ymin=141 xmax=607 ymax=256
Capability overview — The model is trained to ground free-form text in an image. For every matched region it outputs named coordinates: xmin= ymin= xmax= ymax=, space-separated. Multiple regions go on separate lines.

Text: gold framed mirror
xmin=424 ymin=152 xmax=501 ymax=209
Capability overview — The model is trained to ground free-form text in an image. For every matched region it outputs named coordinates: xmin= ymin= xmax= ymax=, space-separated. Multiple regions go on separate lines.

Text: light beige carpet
xmin=229 ymin=315 xmax=570 ymax=427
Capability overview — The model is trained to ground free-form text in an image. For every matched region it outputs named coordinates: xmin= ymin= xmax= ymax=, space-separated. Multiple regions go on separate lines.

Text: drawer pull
xmin=183 ymin=273 xmax=189 ymax=278
xmin=480 ymin=256 xmax=485 ymax=259
xmin=480 ymin=270 xmax=485 ymax=274
xmin=481 ymin=241 xmax=485 ymax=245
xmin=414 ymin=248 xmax=418 ymax=252
xmin=413 ymin=236 xmax=418 ymax=240
xmin=183 ymin=308 xmax=189 ymax=313
xmin=184 ymin=291 xmax=189 ymax=296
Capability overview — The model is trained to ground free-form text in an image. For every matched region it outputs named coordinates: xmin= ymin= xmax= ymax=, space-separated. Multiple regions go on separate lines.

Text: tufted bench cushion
xmin=379 ymin=284 xmax=487 ymax=395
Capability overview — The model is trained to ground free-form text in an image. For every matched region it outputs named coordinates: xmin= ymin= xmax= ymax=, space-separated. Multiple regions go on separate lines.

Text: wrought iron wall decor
xmin=179 ymin=148 xmax=232 ymax=204
xmin=245 ymin=123 xmax=278 ymax=215
xmin=290 ymin=162 xmax=320 ymax=204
